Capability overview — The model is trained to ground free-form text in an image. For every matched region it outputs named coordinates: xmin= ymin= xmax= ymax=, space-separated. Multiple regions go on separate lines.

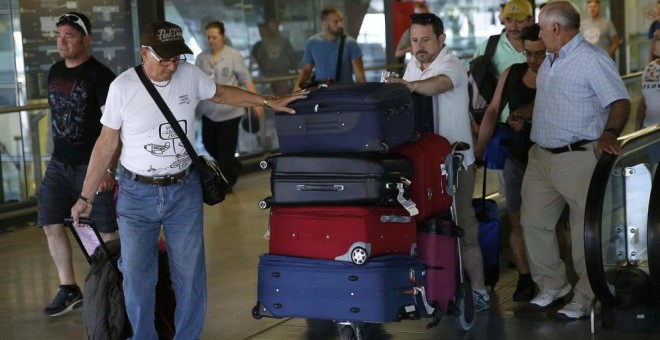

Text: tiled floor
xmin=0 ymin=168 xmax=658 ymax=339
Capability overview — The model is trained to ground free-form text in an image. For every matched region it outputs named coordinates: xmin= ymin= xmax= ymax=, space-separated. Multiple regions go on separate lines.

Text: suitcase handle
xmin=380 ymin=215 xmax=412 ymax=223
xmin=384 ymin=103 xmax=411 ymax=117
xmin=296 ymin=184 xmax=344 ymax=191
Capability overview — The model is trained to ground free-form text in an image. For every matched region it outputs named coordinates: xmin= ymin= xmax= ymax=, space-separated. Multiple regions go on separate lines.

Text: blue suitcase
xmin=473 ymin=169 xmax=501 ymax=289
xmin=275 ymin=83 xmax=418 ymax=153
xmin=253 ymin=254 xmax=428 ymax=323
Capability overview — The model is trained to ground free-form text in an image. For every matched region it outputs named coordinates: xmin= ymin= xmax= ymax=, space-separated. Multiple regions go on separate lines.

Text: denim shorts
xmin=37 ymin=157 xmax=117 ymax=232
xmin=503 ymin=156 xmax=526 ymax=213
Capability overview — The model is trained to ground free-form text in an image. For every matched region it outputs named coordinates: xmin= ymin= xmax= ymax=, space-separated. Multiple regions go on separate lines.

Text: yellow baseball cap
xmin=502 ymin=0 xmax=533 ymax=21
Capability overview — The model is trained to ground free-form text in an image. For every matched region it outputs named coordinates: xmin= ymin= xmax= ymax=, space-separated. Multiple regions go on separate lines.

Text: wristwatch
xmin=603 ymin=127 xmax=620 ymax=137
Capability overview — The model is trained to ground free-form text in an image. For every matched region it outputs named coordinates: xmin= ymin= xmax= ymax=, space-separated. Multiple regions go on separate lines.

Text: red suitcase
xmin=268 ymin=206 xmax=417 ymax=265
xmin=392 ymin=132 xmax=453 ymax=221
xmin=417 ymin=217 xmax=459 ymax=313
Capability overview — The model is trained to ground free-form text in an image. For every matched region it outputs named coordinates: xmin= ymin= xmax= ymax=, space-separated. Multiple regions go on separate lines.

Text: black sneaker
xmin=43 ymin=286 xmax=83 ymax=317
xmin=513 ymin=277 xmax=535 ymax=302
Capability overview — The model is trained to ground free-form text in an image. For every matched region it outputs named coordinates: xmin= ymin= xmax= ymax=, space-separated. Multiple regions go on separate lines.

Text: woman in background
xmin=195 ymin=21 xmax=264 ymax=192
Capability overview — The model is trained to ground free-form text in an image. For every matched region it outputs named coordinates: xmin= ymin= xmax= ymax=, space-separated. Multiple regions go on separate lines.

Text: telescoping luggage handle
xmin=64 ymin=217 xmax=111 ymax=265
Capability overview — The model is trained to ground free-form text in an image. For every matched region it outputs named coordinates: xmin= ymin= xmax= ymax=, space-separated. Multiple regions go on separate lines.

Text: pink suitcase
xmin=416 ymin=217 xmax=458 ymax=313
xmin=268 ymin=206 xmax=417 ymax=265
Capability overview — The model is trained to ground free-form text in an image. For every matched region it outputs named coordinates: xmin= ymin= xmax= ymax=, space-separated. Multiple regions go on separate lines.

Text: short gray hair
xmin=542 ymin=1 xmax=580 ymax=31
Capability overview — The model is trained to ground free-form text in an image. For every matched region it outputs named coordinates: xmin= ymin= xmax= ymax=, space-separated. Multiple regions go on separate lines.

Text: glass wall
xmin=0 ymin=0 xmax=650 ymax=208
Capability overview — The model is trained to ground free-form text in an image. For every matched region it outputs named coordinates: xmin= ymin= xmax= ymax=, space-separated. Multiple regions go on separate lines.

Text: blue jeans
xmin=117 ymin=171 xmax=206 ymax=340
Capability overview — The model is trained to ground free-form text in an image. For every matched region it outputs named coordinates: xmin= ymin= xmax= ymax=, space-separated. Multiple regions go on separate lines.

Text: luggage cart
xmin=252 ymin=142 xmax=476 ymax=339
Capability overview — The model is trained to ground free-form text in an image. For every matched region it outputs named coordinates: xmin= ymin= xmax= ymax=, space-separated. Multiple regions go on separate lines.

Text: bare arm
xmin=352 ymin=58 xmax=366 ymax=83
xmin=294 ymin=63 xmax=314 ymax=92
xmin=608 ymin=34 xmax=621 ymax=58
xmin=70 ymin=126 xmax=121 ymax=224
xmin=244 ymin=80 xmax=265 ymax=119
xmin=386 ymin=74 xmax=454 ymax=97
xmin=598 ymin=99 xmax=631 ymax=155
xmin=474 ymin=67 xmax=511 ymax=160
xmin=210 ymin=82 xmax=307 ymax=114
xmin=96 ymin=105 xmax=121 ymax=193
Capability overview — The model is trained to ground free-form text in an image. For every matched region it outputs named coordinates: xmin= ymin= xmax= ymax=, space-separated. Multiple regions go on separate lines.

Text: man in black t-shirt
xmin=38 ymin=12 xmax=118 ymax=317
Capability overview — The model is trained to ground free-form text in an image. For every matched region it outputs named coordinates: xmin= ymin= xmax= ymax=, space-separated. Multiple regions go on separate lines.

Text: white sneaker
xmin=529 ymin=284 xmax=572 ymax=308
xmin=557 ymin=301 xmax=589 ymax=320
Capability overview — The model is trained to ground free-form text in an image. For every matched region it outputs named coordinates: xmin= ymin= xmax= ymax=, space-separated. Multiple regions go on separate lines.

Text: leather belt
xmin=123 ymin=167 xmax=191 ymax=186
xmin=542 ymin=140 xmax=594 ymax=154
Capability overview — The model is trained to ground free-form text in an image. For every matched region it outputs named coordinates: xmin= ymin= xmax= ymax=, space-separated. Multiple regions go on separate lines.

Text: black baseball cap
xmin=140 ymin=21 xmax=193 ymax=59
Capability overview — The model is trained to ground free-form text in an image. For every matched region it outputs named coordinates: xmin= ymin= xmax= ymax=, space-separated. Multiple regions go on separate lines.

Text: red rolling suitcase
xmin=275 ymin=83 xmax=418 ymax=153
xmin=391 ymin=132 xmax=453 ymax=221
xmin=267 ymin=206 xmax=417 ymax=265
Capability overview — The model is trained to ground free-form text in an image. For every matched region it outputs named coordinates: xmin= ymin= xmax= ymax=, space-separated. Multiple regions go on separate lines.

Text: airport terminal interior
xmin=1 ymin=0 xmax=660 ymax=339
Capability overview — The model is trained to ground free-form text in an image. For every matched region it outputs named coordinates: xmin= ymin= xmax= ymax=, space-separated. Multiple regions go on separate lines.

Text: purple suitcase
xmin=275 ymin=83 xmax=418 ymax=153
xmin=253 ymin=254 xmax=429 ymax=323
xmin=416 ymin=217 xmax=459 ymax=313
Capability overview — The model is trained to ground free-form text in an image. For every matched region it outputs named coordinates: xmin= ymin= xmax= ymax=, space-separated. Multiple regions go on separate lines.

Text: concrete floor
xmin=0 ymin=169 xmax=658 ymax=340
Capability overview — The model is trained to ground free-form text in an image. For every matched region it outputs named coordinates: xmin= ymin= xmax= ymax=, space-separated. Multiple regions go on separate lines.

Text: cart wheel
xmin=339 ymin=324 xmax=363 ymax=340
xmin=252 ymin=305 xmax=262 ymax=320
xmin=350 ymin=246 xmax=368 ymax=265
xmin=454 ymin=280 xmax=475 ymax=331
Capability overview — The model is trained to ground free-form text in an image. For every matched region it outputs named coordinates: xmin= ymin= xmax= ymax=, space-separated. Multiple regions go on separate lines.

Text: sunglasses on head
xmin=57 ymin=14 xmax=89 ymax=36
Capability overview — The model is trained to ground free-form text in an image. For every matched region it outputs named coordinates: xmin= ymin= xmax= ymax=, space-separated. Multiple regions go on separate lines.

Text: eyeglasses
xmin=57 ymin=14 xmax=89 ymax=36
xmin=522 ymin=49 xmax=547 ymax=58
xmin=143 ymin=46 xmax=187 ymax=66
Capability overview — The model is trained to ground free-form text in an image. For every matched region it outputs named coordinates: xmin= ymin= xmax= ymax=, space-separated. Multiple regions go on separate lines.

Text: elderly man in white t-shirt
xmin=70 ymin=21 xmax=305 ymax=339
xmin=386 ymin=12 xmax=489 ymax=312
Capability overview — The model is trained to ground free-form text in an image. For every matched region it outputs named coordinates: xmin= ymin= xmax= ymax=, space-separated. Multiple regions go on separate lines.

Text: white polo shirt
xmin=403 ymin=45 xmax=475 ymax=167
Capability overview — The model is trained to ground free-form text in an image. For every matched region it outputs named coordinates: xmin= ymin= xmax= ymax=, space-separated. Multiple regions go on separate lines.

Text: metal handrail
xmin=584 ymin=124 xmax=660 ymax=307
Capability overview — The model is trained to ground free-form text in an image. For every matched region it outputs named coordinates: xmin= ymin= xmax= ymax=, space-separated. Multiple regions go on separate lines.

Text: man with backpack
xmin=470 ymin=0 xmax=534 ymax=127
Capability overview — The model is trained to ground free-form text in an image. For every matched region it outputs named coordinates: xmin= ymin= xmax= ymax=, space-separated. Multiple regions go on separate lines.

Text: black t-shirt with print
xmin=48 ymin=56 xmax=116 ymax=165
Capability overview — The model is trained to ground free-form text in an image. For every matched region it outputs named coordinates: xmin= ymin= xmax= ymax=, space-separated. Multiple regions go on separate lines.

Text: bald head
xmin=540 ymin=1 xmax=580 ymax=32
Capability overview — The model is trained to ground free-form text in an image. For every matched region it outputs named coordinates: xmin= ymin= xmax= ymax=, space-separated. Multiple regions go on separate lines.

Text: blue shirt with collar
xmin=531 ymin=33 xmax=629 ymax=148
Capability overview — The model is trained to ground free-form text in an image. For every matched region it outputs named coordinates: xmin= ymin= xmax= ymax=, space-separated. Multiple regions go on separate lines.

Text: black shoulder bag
xmin=134 ymin=65 xmax=229 ymax=205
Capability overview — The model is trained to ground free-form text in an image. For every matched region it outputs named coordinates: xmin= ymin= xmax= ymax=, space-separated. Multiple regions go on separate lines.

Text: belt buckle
xmin=152 ymin=176 xmax=167 ymax=186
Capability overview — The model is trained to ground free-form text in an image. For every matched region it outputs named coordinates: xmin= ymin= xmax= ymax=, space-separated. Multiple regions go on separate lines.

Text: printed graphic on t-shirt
xmin=49 ymin=78 xmax=89 ymax=142
xmin=583 ymin=27 xmax=601 ymax=45
xmin=643 ymin=62 xmax=660 ymax=87
xmin=142 ymin=119 xmax=192 ymax=173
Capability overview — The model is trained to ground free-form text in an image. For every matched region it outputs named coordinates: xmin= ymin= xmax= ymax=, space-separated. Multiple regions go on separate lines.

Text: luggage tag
xmin=396 ymin=181 xmax=419 ymax=216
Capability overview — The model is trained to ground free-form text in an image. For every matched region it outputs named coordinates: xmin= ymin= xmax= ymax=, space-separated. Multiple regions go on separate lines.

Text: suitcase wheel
xmin=252 ymin=305 xmax=262 ymax=319
xmin=350 ymin=246 xmax=369 ymax=265
xmin=259 ymin=160 xmax=270 ymax=170
xmin=258 ymin=197 xmax=271 ymax=210
xmin=379 ymin=142 xmax=390 ymax=154
xmin=411 ymin=130 xmax=421 ymax=142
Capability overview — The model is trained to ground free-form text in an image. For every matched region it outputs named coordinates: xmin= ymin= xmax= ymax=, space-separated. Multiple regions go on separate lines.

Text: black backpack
xmin=467 ymin=34 xmax=501 ymax=124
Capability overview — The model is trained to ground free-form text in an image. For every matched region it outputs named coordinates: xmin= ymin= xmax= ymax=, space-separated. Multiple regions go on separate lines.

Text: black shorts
xmin=37 ymin=157 xmax=117 ymax=233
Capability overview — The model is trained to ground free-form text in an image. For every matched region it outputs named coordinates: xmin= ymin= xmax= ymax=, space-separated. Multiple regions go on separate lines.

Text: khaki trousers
xmin=521 ymin=142 xmax=598 ymax=306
